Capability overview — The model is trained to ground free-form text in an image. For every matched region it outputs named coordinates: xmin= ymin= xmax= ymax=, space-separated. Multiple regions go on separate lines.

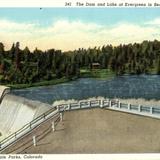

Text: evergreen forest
xmin=0 ymin=40 xmax=160 ymax=86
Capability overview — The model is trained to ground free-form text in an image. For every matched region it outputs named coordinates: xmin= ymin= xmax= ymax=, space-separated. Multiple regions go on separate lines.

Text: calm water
xmin=11 ymin=75 xmax=160 ymax=104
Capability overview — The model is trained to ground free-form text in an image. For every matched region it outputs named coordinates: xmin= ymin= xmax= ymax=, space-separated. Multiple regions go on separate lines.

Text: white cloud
xmin=0 ymin=18 xmax=160 ymax=51
xmin=0 ymin=19 xmax=36 ymax=32
xmin=145 ymin=18 xmax=160 ymax=26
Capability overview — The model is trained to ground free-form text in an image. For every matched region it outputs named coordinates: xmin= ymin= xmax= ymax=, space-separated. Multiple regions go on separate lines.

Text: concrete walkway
xmin=3 ymin=108 xmax=160 ymax=154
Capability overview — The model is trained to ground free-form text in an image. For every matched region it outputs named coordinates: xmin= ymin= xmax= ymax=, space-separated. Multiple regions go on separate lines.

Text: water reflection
xmin=12 ymin=75 xmax=160 ymax=104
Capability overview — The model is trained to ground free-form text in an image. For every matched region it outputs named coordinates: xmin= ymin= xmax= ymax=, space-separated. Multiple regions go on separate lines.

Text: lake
xmin=12 ymin=75 xmax=160 ymax=104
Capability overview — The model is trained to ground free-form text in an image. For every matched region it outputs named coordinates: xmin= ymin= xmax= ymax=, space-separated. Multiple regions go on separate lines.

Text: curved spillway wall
xmin=0 ymin=94 xmax=51 ymax=140
xmin=0 ymin=85 xmax=10 ymax=102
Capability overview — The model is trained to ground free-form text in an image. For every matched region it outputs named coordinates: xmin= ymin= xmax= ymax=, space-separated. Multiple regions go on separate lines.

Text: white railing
xmin=107 ymin=100 xmax=160 ymax=119
xmin=0 ymin=106 xmax=59 ymax=152
xmin=1 ymin=98 xmax=160 ymax=152
xmin=57 ymin=99 xmax=160 ymax=119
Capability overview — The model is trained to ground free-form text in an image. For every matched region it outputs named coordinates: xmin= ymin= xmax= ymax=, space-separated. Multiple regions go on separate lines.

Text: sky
xmin=0 ymin=8 xmax=160 ymax=51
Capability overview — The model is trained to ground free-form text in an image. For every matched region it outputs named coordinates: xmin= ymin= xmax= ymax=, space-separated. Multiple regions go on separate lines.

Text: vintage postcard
xmin=0 ymin=0 xmax=160 ymax=160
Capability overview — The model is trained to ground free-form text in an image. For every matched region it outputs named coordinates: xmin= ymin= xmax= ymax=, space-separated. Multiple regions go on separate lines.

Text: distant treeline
xmin=0 ymin=40 xmax=160 ymax=84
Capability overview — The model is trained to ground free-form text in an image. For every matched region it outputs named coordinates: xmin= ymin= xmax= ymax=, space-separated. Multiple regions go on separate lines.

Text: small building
xmin=90 ymin=63 xmax=100 ymax=69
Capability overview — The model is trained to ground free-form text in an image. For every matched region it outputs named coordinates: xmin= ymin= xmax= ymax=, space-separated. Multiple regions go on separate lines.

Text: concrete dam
xmin=0 ymin=87 xmax=52 ymax=141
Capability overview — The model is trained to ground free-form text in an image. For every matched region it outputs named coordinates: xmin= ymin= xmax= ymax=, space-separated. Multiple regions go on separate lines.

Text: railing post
xmin=68 ymin=104 xmax=71 ymax=110
xmin=109 ymin=100 xmax=112 ymax=107
xmin=60 ymin=113 xmax=63 ymax=122
xmin=118 ymin=101 xmax=121 ymax=108
xmin=150 ymin=107 xmax=153 ymax=114
xmin=79 ymin=102 xmax=81 ymax=108
xmin=32 ymin=135 xmax=36 ymax=147
xmin=106 ymin=99 xmax=110 ymax=107
xmin=89 ymin=100 xmax=91 ymax=107
xmin=128 ymin=103 xmax=131 ymax=110
xmin=63 ymin=105 xmax=66 ymax=111
xmin=138 ymin=105 xmax=141 ymax=112
xmin=57 ymin=106 xmax=60 ymax=112
xmin=52 ymin=121 xmax=55 ymax=132
xmin=99 ymin=100 xmax=103 ymax=108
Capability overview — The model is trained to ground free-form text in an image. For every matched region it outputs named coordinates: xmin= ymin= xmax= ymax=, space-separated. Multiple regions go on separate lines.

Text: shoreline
xmin=5 ymin=73 xmax=160 ymax=90
xmin=52 ymin=97 xmax=160 ymax=108
xmin=6 ymin=77 xmax=71 ymax=89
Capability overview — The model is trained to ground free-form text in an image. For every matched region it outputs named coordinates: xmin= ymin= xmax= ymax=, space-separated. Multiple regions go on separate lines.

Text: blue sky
xmin=0 ymin=8 xmax=160 ymax=26
xmin=0 ymin=8 xmax=160 ymax=51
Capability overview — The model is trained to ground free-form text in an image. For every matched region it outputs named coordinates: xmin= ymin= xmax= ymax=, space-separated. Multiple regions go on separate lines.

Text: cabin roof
xmin=92 ymin=62 xmax=100 ymax=66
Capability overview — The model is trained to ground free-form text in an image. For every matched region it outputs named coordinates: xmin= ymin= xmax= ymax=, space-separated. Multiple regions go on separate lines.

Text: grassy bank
xmin=80 ymin=68 xmax=115 ymax=79
xmin=4 ymin=68 xmax=159 ymax=90
xmin=3 ymin=68 xmax=116 ymax=89
xmin=4 ymin=69 xmax=115 ymax=89
xmin=7 ymin=77 xmax=70 ymax=89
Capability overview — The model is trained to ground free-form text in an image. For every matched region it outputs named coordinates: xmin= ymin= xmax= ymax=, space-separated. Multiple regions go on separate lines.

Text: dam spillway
xmin=0 ymin=78 xmax=160 ymax=152
xmin=0 ymin=94 xmax=52 ymax=140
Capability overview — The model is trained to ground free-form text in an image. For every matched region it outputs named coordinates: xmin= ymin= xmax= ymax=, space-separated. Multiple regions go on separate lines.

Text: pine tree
xmin=15 ymin=42 xmax=20 ymax=70
xmin=10 ymin=43 xmax=15 ymax=63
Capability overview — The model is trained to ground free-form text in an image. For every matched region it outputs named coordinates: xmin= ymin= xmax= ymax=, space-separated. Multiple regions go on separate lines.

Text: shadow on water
xmin=11 ymin=75 xmax=160 ymax=104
